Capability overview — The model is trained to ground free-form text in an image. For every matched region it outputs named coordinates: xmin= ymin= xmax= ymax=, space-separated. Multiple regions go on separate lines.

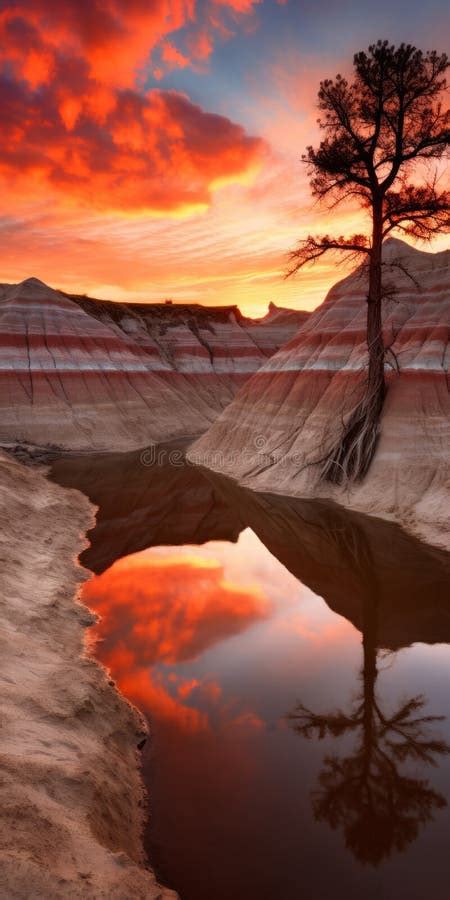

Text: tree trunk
xmin=361 ymin=589 xmax=378 ymax=760
xmin=321 ymin=198 xmax=386 ymax=484
xmin=366 ymin=199 xmax=386 ymax=422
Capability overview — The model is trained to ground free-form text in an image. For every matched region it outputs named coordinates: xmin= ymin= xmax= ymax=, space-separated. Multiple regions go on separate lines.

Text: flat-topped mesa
xmin=190 ymin=239 xmax=450 ymax=549
xmin=0 ymin=279 xmax=307 ymax=452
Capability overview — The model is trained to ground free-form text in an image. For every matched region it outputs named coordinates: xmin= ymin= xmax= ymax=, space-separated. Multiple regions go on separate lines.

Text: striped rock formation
xmin=190 ymin=239 xmax=450 ymax=548
xmin=0 ymin=278 xmax=307 ymax=451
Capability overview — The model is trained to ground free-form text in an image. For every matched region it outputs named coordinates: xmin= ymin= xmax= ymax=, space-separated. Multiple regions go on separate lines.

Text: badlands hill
xmin=191 ymin=239 xmax=450 ymax=548
xmin=0 ymin=279 xmax=307 ymax=452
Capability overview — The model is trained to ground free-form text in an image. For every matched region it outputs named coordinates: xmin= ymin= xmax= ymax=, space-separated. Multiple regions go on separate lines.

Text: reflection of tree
xmin=288 ymin=589 xmax=450 ymax=865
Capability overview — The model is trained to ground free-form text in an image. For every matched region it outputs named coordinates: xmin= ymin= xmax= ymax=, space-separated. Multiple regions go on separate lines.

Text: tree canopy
xmin=289 ymin=41 xmax=450 ymax=273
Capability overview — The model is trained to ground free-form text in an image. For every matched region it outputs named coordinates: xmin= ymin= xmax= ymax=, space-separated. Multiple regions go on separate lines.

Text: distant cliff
xmin=0 ymin=278 xmax=307 ymax=451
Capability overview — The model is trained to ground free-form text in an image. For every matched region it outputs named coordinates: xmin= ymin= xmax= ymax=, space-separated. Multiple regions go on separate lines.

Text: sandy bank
xmin=0 ymin=452 xmax=177 ymax=899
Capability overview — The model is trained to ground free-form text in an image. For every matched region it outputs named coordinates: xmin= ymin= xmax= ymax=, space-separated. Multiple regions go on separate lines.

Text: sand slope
xmin=0 ymin=452 xmax=177 ymax=899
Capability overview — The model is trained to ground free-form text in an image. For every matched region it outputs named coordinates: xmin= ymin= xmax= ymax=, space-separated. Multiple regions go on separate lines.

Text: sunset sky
xmin=1 ymin=0 xmax=449 ymax=314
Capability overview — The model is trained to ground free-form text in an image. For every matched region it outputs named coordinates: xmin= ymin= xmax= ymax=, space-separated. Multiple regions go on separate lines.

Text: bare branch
xmin=383 ymin=183 xmax=450 ymax=239
xmin=286 ymin=234 xmax=370 ymax=278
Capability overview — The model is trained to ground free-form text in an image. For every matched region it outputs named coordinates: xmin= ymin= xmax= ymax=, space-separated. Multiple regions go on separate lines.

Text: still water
xmin=50 ymin=450 xmax=450 ymax=900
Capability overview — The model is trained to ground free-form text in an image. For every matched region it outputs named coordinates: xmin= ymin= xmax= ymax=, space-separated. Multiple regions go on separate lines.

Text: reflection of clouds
xmin=81 ymin=528 xmax=359 ymax=731
xmin=220 ymin=711 xmax=265 ymax=733
xmin=84 ymin=550 xmax=271 ymax=665
xmin=118 ymin=668 xmax=209 ymax=734
xmin=148 ymin=528 xmax=311 ymax=612
xmin=277 ymin=609 xmax=356 ymax=647
xmin=82 ymin=540 xmax=272 ymax=731
xmin=82 ymin=528 xmax=356 ymax=736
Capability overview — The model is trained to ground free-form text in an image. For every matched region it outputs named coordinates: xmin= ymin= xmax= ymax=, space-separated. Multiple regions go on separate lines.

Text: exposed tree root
xmin=321 ymin=374 xmax=386 ymax=485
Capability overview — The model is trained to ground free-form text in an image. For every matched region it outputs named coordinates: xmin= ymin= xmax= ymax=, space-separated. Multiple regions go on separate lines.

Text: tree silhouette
xmin=288 ymin=591 xmax=450 ymax=865
xmin=288 ymin=41 xmax=450 ymax=483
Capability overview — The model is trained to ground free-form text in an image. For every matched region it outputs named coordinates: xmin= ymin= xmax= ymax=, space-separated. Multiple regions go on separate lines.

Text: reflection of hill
xmin=49 ymin=452 xmax=450 ymax=881
xmin=51 ymin=450 xmax=450 ymax=650
xmin=81 ymin=550 xmax=270 ymax=733
xmin=50 ymin=446 xmax=242 ymax=574
xmin=203 ymin=471 xmax=450 ymax=651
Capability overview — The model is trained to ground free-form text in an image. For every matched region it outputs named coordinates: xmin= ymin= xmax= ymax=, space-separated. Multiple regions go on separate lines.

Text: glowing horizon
xmin=1 ymin=1 xmax=449 ymax=316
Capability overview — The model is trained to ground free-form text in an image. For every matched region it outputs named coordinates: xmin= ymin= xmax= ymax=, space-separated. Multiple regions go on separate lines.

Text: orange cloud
xmin=161 ymin=40 xmax=191 ymax=70
xmin=187 ymin=28 xmax=214 ymax=62
xmin=1 ymin=1 xmax=195 ymax=88
xmin=0 ymin=78 xmax=264 ymax=214
xmin=0 ymin=1 xmax=265 ymax=215
xmin=213 ymin=0 xmax=261 ymax=12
